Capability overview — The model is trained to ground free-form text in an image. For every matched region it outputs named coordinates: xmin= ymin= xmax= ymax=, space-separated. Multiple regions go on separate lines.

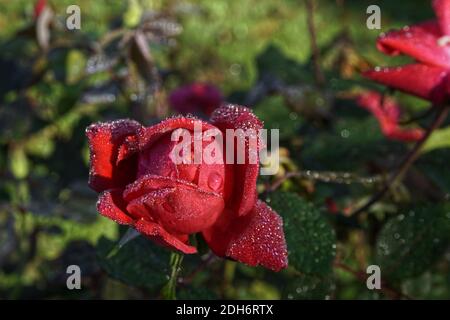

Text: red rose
xmin=363 ymin=0 xmax=450 ymax=104
xmin=86 ymin=104 xmax=288 ymax=271
xmin=169 ymin=83 xmax=223 ymax=116
xmin=356 ymin=91 xmax=425 ymax=142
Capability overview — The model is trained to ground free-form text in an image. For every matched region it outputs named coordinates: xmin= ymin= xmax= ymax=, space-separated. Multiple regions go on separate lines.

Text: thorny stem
xmin=351 ymin=106 xmax=449 ymax=217
xmin=306 ymin=0 xmax=325 ymax=87
xmin=334 ymin=261 xmax=412 ymax=300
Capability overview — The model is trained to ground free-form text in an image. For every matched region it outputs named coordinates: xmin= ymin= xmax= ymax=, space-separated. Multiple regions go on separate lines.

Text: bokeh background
xmin=0 ymin=0 xmax=449 ymax=299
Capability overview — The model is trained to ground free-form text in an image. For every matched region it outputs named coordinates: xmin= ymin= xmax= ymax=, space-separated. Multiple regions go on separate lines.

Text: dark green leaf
xmin=282 ymin=274 xmax=333 ymax=300
xmin=375 ymin=203 xmax=450 ymax=281
xmin=267 ymin=191 xmax=336 ymax=275
xmin=96 ymin=236 xmax=170 ymax=290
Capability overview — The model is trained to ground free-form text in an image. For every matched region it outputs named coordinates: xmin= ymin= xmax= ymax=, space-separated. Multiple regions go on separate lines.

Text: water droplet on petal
xmin=207 ymin=172 xmax=223 ymax=191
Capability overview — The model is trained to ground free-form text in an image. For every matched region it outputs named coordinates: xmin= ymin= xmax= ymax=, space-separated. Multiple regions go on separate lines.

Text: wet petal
xmin=135 ymin=219 xmax=197 ymax=254
xmin=363 ymin=64 xmax=449 ymax=103
xmin=136 ymin=134 xmax=178 ymax=178
xmin=203 ymin=200 xmax=288 ymax=272
xmin=96 ymin=189 xmax=134 ymax=225
xmin=123 ymin=174 xmax=197 ymax=201
xmin=86 ymin=119 xmax=142 ymax=192
xmin=210 ymin=104 xmax=263 ymax=216
xmin=124 ymin=174 xmax=224 ymax=234
xmin=377 ymin=22 xmax=450 ymax=68
xmin=136 ymin=116 xmax=217 ymax=153
xmin=433 ymin=0 xmax=450 ymax=36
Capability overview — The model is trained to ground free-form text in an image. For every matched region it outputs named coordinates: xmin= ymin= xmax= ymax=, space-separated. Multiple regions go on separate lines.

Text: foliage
xmin=0 ymin=0 xmax=449 ymax=300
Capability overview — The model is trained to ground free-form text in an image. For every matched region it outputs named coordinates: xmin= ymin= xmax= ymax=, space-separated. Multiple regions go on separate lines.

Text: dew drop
xmin=207 ymin=172 xmax=223 ymax=192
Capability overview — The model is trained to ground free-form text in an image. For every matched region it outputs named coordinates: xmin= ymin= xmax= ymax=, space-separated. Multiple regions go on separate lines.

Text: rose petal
xmin=196 ymin=137 xmax=231 ymax=196
xmin=356 ymin=92 xmax=425 ymax=142
xmin=383 ymin=125 xmax=425 ymax=142
xmin=137 ymin=116 xmax=217 ymax=152
xmin=86 ymin=119 xmax=142 ymax=192
xmin=377 ymin=21 xmax=450 ymax=68
xmin=433 ymin=0 xmax=450 ymax=36
xmin=136 ymin=134 xmax=179 ymax=178
xmin=125 ymin=188 xmax=174 ymax=221
xmin=124 ymin=174 xmax=224 ymax=234
xmin=363 ymin=64 xmax=449 ymax=103
xmin=356 ymin=91 xmax=400 ymax=122
xmin=210 ymin=104 xmax=263 ymax=216
xmin=96 ymin=189 xmax=134 ymax=225
xmin=135 ymin=219 xmax=197 ymax=254
xmin=123 ymin=174 xmax=198 ymax=201
xmin=203 ymin=200 xmax=288 ymax=272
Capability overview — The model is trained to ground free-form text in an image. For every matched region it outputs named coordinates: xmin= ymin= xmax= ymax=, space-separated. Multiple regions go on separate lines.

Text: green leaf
xmin=66 ymin=50 xmax=86 ymax=85
xmin=253 ymin=96 xmax=304 ymax=140
xmin=124 ymin=0 xmax=142 ymax=28
xmin=267 ymin=191 xmax=336 ymax=275
xmin=302 ymin=117 xmax=403 ymax=171
xmin=96 ymin=236 xmax=170 ymax=290
xmin=282 ymin=274 xmax=334 ymax=300
xmin=8 ymin=146 xmax=29 ymax=179
xmin=422 ymin=126 xmax=450 ymax=153
xmin=401 ymin=272 xmax=450 ymax=299
xmin=417 ymin=149 xmax=450 ymax=193
xmin=375 ymin=204 xmax=450 ymax=281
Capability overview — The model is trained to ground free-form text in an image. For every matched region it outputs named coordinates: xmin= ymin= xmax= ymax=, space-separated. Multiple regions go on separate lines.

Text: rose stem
xmin=161 ymin=252 xmax=184 ymax=300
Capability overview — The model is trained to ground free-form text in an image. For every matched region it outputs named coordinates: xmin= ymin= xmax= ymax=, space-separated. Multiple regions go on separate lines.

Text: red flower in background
xmin=169 ymin=83 xmax=223 ymax=115
xmin=356 ymin=92 xmax=425 ymax=142
xmin=86 ymin=104 xmax=288 ymax=271
xmin=363 ymin=0 xmax=450 ymax=104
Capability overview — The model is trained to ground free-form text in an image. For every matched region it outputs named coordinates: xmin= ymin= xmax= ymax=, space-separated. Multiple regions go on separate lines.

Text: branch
xmin=351 ymin=106 xmax=449 ymax=217
xmin=306 ymin=0 xmax=325 ymax=87
xmin=334 ymin=261 xmax=412 ymax=300
xmin=267 ymin=170 xmax=382 ymax=192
